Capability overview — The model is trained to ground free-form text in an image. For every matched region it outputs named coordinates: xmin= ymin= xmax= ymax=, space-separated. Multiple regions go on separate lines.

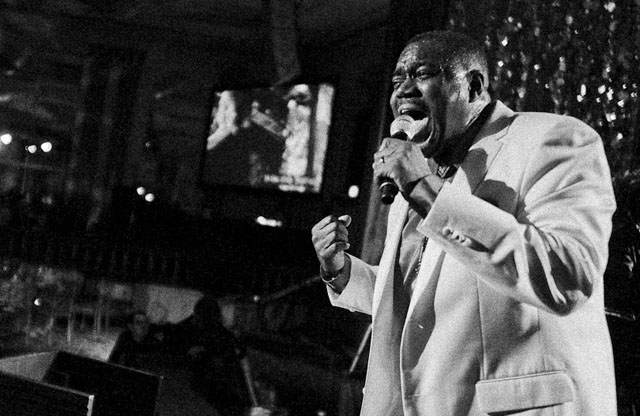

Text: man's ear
xmin=468 ymin=70 xmax=485 ymax=102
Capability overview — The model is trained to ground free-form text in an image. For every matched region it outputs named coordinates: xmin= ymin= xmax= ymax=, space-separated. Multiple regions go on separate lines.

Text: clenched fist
xmin=311 ymin=214 xmax=352 ymax=274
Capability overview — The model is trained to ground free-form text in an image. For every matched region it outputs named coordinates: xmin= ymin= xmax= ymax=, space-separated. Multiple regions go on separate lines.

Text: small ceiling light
xmin=0 ymin=133 xmax=12 ymax=145
xmin=136 ymin=186 xmax=146 ymax=196
xmin=144 ymin=193 xmax=155 ymax=202
xmin=40 ymin=142 xmax=52 ymax=153
xmin=26 ymin=145 xmax=37 ymax=154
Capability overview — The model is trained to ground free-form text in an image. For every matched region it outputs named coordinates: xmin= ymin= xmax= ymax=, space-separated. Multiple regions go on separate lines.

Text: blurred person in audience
xmin=604 ymin=172 xmax=640 ymax=414
xmin=109 ymin=310 xmax=163 ymax=369
xmin=169 ymin=295 xmax=253 ymax=416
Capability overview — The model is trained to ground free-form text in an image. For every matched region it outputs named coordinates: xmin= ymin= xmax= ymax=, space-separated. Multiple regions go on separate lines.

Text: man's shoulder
xmin=511 ymin=108 xmax=593 ymax=131
xmin=507 ymin=110 xmax=600 ymax=147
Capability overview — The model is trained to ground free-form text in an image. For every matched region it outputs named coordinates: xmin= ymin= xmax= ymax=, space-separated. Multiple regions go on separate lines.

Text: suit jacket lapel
xmin=406 ymin=101 xmax=514 ymax=318
xmin=452 ymin=101 xmax=513 ymax=194
xmin=372 ymin=197 xmax=409 ymax=318
xmin=363 ymin=197 xmax=409 ymax=414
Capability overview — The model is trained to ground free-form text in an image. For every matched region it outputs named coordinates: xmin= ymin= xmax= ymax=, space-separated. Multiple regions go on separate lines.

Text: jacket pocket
xmin=475 ymin=370 xmax=574 ymax=414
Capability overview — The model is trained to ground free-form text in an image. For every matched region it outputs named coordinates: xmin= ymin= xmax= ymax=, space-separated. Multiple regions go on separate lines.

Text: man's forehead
xmin=395 ymin=44 xmax=442 ymax=71
xmin=398 ymin=42 xmax=442 ymax=64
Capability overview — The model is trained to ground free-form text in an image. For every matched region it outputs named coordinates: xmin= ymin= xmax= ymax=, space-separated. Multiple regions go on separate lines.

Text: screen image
xmin=202 ymin=83 xmax=335 ymax=193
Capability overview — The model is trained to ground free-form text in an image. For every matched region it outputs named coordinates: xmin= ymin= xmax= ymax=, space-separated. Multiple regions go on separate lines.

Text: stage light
xmin=136 ymin=186 xmax=146 ymax=196
xmin=41 ymin=142 xmax=52 ymax=153
xmin=144 ymin=193 xmax=155 ymax=202
xmin=0 ymin=133 xmax=11 ymax=145
xmin=256 ymin=216 xmax=283 ymax=228
xmin=26 ymin=145 xmax=37 ymax=154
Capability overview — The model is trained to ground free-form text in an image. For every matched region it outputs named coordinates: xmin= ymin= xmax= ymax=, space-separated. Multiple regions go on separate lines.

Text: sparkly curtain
xmin=447 ymin=0 xmax=640 ymax=179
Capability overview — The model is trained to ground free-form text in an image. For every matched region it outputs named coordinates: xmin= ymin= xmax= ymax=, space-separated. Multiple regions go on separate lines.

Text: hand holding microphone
xmin=374 ymin=115 xmax=433 ymax=204
xmin=377 ymin=115 xmax=414 ymax=204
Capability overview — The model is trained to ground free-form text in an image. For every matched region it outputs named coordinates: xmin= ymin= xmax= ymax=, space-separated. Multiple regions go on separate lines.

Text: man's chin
xmin=420 ymin=138 xmax=440 ymax=158
xmin=413 ymin=122 xmax=439 ymax=158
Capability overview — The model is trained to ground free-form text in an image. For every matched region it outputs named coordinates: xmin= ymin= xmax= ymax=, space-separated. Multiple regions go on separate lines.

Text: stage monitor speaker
xmin=44 ymin=351 xmax=161 ymax=416
xmin=0 ymin=352 xmax=94 ymax=416
xmin=0 ymin=350 xmax=161 ymax=416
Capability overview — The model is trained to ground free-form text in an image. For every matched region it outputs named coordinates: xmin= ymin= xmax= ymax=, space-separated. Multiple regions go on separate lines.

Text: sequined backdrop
xmin=448 ymin=0 xmax=640 ymax=180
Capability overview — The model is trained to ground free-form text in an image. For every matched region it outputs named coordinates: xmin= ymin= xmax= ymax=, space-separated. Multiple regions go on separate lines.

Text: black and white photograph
xmin=0 ymin=1 xmax=638 ymax=415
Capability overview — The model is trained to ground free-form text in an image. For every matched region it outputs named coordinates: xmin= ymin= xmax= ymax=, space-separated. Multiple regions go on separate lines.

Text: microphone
xmin=379 ymin=114 xmax=415 ymax=204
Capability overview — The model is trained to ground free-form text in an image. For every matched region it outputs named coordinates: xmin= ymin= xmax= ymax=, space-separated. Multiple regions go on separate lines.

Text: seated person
xmin=108 ymin=310 xmax=163 ymax=369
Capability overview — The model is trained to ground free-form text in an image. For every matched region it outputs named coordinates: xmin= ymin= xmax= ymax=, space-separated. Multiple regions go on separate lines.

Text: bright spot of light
xmin=136 ymin=187 xmax=146 ymax=196
xmin=144 ymin=193 xmax=155 ymax=202
xmin=348 ymin=185 xmax=360 ymax=199
xmin=580 ymin=84 xmax=587 ymax=96
xmin=604 ymin=1 xmax=616 ymax=12
xmin=34 ymin=298 xmax=42 ymax=307
xmin=0 ymin=133 xmax=12 ymax=145
xmin=517 ymin=87 xmax=526 ymax=98
xmin=256 ymin=216 xmax=283 ymax=228
xmin=26 ymin=145 xmax=37 ymax=154
xmin=40 ymin=142 xmax=52 ymax=153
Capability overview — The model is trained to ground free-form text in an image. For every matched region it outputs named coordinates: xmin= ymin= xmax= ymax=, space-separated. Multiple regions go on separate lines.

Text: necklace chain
xmin=411 ymin=164 xmax=455 ymax=278
xmin=413 ymin=237 xmax=428 ymax=277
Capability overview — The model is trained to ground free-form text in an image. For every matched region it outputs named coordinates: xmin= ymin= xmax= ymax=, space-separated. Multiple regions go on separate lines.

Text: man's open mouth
xmin=398 ymin=107 xmax=428 ymax=121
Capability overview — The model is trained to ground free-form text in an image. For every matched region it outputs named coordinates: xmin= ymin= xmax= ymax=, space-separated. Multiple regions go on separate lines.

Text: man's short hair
xmin=406 ymin=30 xmax=489 ymax=81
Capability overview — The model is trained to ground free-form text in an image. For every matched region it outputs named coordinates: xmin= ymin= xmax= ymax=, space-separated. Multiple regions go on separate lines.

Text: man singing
xmin=311 ymin=30 xmax=617 ymax=415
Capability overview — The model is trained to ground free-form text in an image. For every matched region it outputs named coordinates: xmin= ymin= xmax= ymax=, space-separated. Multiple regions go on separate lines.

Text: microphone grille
xmin=390 ymin=114 xmax=415 ymax=138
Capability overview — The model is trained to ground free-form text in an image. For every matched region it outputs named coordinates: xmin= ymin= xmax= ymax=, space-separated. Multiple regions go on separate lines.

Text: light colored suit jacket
xmin=329 ymin=101 xmax=617 ymax=415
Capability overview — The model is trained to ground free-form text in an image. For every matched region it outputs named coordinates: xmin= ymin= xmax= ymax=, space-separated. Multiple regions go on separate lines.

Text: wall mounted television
xmin=201 ymin=82 xmax=335 ymax=195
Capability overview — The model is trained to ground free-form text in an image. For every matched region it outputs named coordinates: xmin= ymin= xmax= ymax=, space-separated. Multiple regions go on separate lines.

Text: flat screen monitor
xmin=201 ymin=83 xmax=335 ymax=194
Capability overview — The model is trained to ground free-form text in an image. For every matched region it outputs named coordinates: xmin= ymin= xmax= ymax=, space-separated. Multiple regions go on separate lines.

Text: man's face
xmin=389 ymin=41 xmax=473 ymax=158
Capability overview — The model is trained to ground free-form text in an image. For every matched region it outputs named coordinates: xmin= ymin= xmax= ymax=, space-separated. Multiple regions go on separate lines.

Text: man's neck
xmin=434 ymin=101 xmax=495 ymax=166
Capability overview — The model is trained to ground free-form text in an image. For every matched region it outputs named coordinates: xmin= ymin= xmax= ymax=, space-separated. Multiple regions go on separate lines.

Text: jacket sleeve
xmin=326 ymin=254 xmax=378 ymax=316
xmin=418 ymin=117 xmax=616 ymax=315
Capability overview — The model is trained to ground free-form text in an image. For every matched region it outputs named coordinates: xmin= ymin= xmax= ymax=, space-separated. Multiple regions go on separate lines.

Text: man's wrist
xmin=320 ymin=265 xmax=343 ymax=282
xmin=320 ymin=256 xmax=351 ymax=293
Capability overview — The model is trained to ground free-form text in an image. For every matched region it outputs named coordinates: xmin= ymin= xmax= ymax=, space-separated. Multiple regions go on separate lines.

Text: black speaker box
xmin=0 ymin=350 xmax=161 ymax=416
